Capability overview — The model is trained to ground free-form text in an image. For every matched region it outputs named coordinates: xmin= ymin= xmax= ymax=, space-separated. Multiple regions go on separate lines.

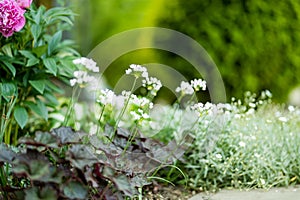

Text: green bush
xmin=158 ymin=0 xmax=300 ymax=102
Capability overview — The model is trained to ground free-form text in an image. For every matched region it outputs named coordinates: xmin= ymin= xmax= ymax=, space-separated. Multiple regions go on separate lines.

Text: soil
xmin=143 ymin=185 xmax=196 ymax=200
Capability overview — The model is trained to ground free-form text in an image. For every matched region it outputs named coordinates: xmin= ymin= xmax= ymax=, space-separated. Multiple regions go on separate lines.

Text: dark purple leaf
xmin=0 ymin=143 xmax=17 ymax=163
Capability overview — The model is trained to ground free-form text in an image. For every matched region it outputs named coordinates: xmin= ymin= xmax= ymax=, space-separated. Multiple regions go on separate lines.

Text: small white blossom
xmin=278 ymin=116 xmax=288 ymax=123
xmin=190 ymin=79 xmax=206 ymax=91
xmin=73 ymin=57 xmax=99 ymax=72
xmin=125 ymin=64 xmax=148 ymax=78
xmin=129 ymin=95 xmax=153 ymax=109
xmin=142 ymin=77 xmax=162 ymax=96
xmin=176 ymin=81 xmax=194 ymax=95
xmin=288 ymin=105 xmax=295 ymax=112
xmin=249 ymin=102 xmax=256 ymax=108
xmin=70 ymin=79 xmax=77 ymax=86
xmin=96 ymin=89 xmax=116 ymax=106
xmin=239 ymin=141 xmax=246 ymax=147
xmin=261 ymin=90 xmax=272 ymax=99
xmin=260 ymin=178 xmax=266 ymax=185
xmin=130 ymin=108 xmax=150 ymax=122
xmin=190 ymin=102 xmax=214 ymax=116
xmin=70 ymin=70 xmax=98 ymax=88
xmin=215 ymin=153 xmax=222 ymax=159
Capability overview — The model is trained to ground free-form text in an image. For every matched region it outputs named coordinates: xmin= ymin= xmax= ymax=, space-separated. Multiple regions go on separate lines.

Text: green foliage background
xmin=73 ymin=0 xmax=300 ymax=102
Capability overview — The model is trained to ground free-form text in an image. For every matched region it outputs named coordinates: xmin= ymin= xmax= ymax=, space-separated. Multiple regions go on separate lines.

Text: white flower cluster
xmin=96 ymin=89 xmax=116 ymax=106
xmin=70 ymin=57 xmax=99 ymax=87
xmin=126 ymin=94 xmax=153 ymax=123
xmin=142 ymin=77 xmax=162 ymax=96
xmin=73 ymin=57 xmax=99 ymax=72
xmin=175 ymin=81 xmax=194 ymax=95
xmin=125 ymin=64 xmax=148 ymax=78
xmin=70 ymin=71 xmax=98 ymax=87
xmin=175 ymin=78 xmax=206 ymax=95
xmin=191 ymin=79 xmax=206 ymax=91
xmin=130 ymin=109 xmax=150 ymax=122
xmin=190 ymin=102 xmax=214 ymax=116
xmin=129 ymin=94 xmax=154 ymax=109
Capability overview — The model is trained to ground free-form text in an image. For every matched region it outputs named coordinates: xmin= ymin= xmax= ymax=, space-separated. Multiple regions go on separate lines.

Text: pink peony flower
xmin=0 ymin=0 xmax=26 ymax=38
xmin=16 ymin=0 xmax=32 ymax=8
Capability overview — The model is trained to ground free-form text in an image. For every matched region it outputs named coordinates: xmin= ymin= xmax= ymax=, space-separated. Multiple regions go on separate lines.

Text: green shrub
xmin=158 ymin=0 xmax=300 ymax=102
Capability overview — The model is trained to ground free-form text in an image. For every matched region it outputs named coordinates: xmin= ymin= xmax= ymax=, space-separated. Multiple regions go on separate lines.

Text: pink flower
xmin=16 ymin=0 xmax=32 ymax=8
xmin=0 ymin=0 xmax=26 ymax=38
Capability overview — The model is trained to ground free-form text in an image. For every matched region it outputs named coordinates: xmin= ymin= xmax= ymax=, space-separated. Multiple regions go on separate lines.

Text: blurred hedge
xmin=72 ymin=0 xmax=300 ymax=102
xmin=158 ymin=0 xmax=300 ymax=102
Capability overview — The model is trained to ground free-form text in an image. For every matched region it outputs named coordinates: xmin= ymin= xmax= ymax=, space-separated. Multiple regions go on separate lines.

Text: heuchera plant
xmin=0 ymin=0 xmax=79 ymax=144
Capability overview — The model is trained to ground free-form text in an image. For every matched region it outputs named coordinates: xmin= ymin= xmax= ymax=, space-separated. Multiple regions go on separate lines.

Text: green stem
xmin=1 ymin=96 xmax=17 ymax=144
xmin=13 ymin=124 xmax=19 ymax=146
xmin=0 ymin=166 xmax=8 ymax=198
xmin=4 ymin=122 xmax=12 ymax=145
xmin=63 ymin=85 xmax=81 ymax=126
xmin=122 ymin=124 xmax=138 ymax=155
xmin=113 ymin=77 xmax=138 ymax=139
xmin=96 ymin=105 xmax=106 ymax=136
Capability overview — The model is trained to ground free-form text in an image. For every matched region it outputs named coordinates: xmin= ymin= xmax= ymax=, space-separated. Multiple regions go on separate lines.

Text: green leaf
xmin=26 ymin=58 xmax=40 ymax=67
xmin=19 ymin=50 xmax=36 ymax=59
xmin=45 ymin=80 xmax=64 ymax=94
xmin=43 ymin=58 xmax=57 ymax=75
xmin=2 ymin=44 xmax=13 ymax=57
xmin=32 ymin=45 xmax=47 ymax=57
xmin=1 ymin=82 xmax=17 ymax=102
xmin=63 ymin=181 xmax=88 ymax=199
xmin=25 ymin=98 xmax=48 ymax=120
xmin=29 ymin=80 xmax=45 ymax=94
xmin=33 ymin=5 xmax=46 ymax=25
xmin=19 ymin=51 xmax=40 ymax=67
xmin=14 ymin=106 xmax=28 ymax=129
xmin=48 ymin=31 xmax=62 ymax=55
xmin=36 ymin=98 xmax=48 ymax=120
xmin=44 ymin=92 xmax=58 ymax=106
xmin=31 ymin=24 xmax=43 ymax=43
xmin=2 ymin=61 xmax=16 ymax=77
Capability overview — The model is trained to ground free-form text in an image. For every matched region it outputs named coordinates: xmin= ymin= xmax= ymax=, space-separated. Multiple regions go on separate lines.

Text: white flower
xmin=73 ymin=57 xmax=99 ymax=73
xmin=278 ymin=116 xmax=288 ymax=123
xmin=249 ymin=102 xmax=256 ymax=108
xmin=70 ymin=70 xmax=98 ymax=88
xmin=215 ymin=153 xmax=222 ymax=159
xmin=190 ymin=102 xmax=215 ymax=116
xmin=238 ymin=141 xmax=246 ymax=147
xmin=260 ymin=178 xmax=266 ymax=185
xmin=175 ymin=81 xmax=194 ymax=95
xmin=142 ymin=77 xmax=162 ymax=96
xmin=125 ymin=64 xmax=148 ymax=78
xmin=190 ymin=79 xmax=206 ymax=91
xmin=261 ymin=90 xmax=272 ymax=99
xmin=288 ymin=105 xmax=295 ymax=112
xmin=96 ymin=89 xmax=116 ymax=106
xmin=89 ymin=123 xmax=98 ymax=135
xmin=70 ymin=79 xmax=77 ymax=86
xmin=129 ymin=95 xmax=153 ymax=109
xmin=130 ymin=108 xmax=150 ymax=122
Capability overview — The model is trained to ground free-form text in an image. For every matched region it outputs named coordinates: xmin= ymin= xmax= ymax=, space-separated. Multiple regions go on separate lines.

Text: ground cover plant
xmin=150 ymin=92 xmax=300 ymax=192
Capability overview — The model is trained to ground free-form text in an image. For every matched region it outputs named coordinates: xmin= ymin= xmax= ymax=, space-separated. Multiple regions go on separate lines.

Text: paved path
xmin=189 ymin=186 xmax=300 ymax=200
